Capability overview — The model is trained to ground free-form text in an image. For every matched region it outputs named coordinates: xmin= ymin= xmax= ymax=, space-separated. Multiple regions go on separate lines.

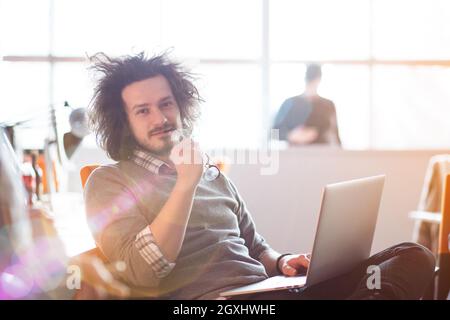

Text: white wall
xmin=226 ymin=147 xmax=446 ymax=255
xmin=68 ymin=144 xmax=445 ymax=255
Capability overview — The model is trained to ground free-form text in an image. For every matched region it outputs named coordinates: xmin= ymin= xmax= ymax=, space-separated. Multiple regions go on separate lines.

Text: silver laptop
xmin=220 ymin=175 xmax=385 ymax=297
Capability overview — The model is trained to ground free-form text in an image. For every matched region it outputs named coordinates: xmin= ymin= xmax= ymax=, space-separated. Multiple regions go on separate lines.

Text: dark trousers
xmin=235 ymin=242 xmax=436 ymax=300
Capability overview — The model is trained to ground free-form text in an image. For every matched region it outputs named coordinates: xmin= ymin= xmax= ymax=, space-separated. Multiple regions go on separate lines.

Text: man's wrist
xmin=276 ymin=253 xmax=292 ymax=275
xmin=174 ymin=180 xmax=198 ymax=194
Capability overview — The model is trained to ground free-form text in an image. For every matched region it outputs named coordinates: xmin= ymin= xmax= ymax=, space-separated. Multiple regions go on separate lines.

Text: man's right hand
xmin=169 ymin=138 xmax=204 ymax=190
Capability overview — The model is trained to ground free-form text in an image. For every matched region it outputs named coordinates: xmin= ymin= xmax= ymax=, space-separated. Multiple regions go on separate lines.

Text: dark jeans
xmin=233 ymin=242 xmax=436 ymax=300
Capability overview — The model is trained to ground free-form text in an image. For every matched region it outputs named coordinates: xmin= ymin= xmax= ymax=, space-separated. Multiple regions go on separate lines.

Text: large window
xmin=1 ymin=0 xmax=450 ymax=150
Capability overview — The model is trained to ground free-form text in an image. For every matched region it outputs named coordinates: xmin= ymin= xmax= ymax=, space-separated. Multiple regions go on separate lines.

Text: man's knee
xmin=392 ymin=242 xmax=436 ymax=273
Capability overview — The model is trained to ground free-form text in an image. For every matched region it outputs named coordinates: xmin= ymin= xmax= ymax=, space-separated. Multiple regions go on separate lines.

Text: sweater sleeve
xmin=226 ymin=177 xmax=271 ymax=260
xmin=83 ymin=165 xmax=174 ymax=288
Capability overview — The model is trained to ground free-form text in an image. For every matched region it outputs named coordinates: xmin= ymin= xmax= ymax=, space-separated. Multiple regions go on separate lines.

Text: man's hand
xmin=279 ymin=253 xmax=311 ymax=277
xmin=170 ymin=138 xmax=204 ymax=190
xmin=287 ymin=126 xmax=318 ymax=145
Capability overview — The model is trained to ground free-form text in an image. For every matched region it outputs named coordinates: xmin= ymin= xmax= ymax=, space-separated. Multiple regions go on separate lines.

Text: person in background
xmin=272 ymin=63 xmax=341 ymax=146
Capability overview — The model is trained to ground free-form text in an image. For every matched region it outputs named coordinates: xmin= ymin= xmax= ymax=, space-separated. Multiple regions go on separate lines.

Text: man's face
xmin=122 ymin=75 xmax=182 ymax=157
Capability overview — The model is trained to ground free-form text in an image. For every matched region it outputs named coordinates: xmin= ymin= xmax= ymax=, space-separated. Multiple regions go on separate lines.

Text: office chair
xmin=436 ymin=174 xmax=450 ymax=299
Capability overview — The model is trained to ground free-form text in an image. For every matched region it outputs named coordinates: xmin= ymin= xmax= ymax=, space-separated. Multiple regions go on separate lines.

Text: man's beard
xmin=140 ymin=124 xmax=179 ymax=157
xmin=142 ymin=139 xmax=174 ymax=157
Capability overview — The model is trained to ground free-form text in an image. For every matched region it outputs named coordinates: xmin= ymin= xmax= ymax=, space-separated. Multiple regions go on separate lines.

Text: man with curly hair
xmin=84 ymin=52 xmax=435 ymax=300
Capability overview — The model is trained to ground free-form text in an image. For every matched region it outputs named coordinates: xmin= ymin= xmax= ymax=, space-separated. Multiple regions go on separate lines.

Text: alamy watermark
xmin=366 ymin=265 xmax=381 ymax=290
xmin=171 ymin=129 xmax=281 ymax=176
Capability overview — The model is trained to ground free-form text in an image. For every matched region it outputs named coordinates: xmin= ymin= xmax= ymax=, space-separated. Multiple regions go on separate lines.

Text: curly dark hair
xmin=88 ymin=51 xmax=201 ymax=161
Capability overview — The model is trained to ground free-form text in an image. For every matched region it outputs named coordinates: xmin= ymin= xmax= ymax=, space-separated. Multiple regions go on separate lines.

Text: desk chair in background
xmin=412 ymin=155 xmax=450 ymax=253
xmin=80 ymin=164 xmax=100 ymax=189
xmin=410 ymin=155 xmax=450 ymax=299
xmin=411 ymin=173 xmax=450 ymax=300
xmin=437 ymin=175 xmax=450 ymax=299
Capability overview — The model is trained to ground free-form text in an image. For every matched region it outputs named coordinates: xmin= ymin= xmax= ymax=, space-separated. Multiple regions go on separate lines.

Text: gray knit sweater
xmin=84 ymin=160 xmax=270 ymax=299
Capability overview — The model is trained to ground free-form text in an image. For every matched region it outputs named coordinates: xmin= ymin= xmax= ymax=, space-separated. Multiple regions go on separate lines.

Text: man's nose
xmin=151 ymin=108 xmax=168 ymax=126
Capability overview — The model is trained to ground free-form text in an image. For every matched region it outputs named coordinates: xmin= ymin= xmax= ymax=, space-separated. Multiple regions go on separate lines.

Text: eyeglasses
xmin=203 ymin=153 xmax=220 ymax=181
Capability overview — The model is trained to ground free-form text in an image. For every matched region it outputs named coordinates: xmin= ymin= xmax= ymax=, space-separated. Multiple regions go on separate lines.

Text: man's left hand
xmin=279 ymin=253 xmax=311 ymax=276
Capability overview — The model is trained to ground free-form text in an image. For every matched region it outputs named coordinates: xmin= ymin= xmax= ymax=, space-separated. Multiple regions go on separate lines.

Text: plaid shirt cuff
xmin=135 ymin=227 xmax=176 ymax=278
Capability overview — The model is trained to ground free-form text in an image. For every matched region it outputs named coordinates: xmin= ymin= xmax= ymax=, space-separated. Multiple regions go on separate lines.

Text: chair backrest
xmin=437 ymin=174 xmax=450 ymax=299
xmin=80 ymin=164 xmax=100 ymax=189
xmin=439 ymin=174 xmax=450 ymax=255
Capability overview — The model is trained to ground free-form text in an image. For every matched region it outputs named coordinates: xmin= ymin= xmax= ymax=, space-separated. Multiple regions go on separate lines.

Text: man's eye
xmin=136 ymin=108 xmax=149 ymax=115
xmin=161 ymin=101 xmax=173 ymax=108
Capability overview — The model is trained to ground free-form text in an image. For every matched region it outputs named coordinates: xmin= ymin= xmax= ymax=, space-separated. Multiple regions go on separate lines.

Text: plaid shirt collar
xmin=131 ymin=148 xmax=176 ymax=175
